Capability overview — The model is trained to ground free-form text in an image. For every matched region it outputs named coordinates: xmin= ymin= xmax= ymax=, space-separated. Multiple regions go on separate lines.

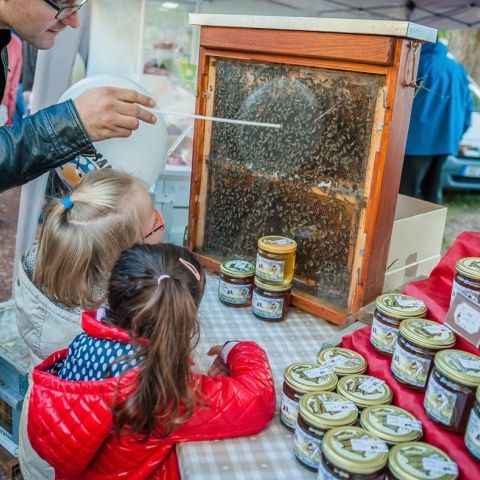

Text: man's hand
xmin=73 ymin=87 xmax=157 ymax=142
xmin=207 ymin=345 xmax=229 ymax=377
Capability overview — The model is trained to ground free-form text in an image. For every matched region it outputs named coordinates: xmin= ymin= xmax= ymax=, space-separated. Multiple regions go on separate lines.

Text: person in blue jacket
xmin=400 ymin=40 xmax=473 ymax=204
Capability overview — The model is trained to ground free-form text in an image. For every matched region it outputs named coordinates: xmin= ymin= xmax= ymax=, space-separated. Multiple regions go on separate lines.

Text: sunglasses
xmin=145 ymin=209 xmax=166 ymax=240
xmin=42 ymin=0 xmax=88 ymax=20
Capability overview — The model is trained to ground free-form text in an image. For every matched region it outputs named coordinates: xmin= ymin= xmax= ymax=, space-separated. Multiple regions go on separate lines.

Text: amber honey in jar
xmin=391 ymin=319 xmax=456 ymax=391
xmin=371 ymin=294 xmax=427 ymax=356
xmin=451 ymin=257 xmax=480 ymax=306
xmin=218 ymin=259 xmax=255 ymax=307
xmin=294 ymin=392 xmax=358 ymax=471
xmin=465 ymin=386 xmax=480 ymax=461
xmin=252 ymin=277 xmax=291 ymax=322
xmin=319 ymin=426 xmax=388 ymax=480
xmin=336 ymin=375 xmax=393 ymax=410
xmin=360 ymin=405 xmax=422 ymax=446
xmin=424 ymin=349 xmax=480 ymax=433
xmin=256 ymin=235 xmax=296 ymax=286
xmin=280 ymin=362 xmax=338 ymax=431
xmin=317 ymin=347 xmax=368 ymax=377
xmin=388 ymin=442 xmax=458 ymax=480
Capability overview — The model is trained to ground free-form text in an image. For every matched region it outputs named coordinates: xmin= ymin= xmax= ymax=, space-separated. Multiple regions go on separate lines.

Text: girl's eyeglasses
xmin=145 ymin=209 xmax=165 ymax=240
xmin=42 ymin=0 xmax=89 ymax=21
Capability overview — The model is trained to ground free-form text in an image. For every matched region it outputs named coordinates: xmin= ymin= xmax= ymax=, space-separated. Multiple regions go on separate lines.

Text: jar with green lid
xmin=391 ymin=319 xmax=456 ymax=391
xmin=388 ymin=442 xmax=458 ymax=480
xmin=337 ymin=375 xmax=393 ymax=410
xmin=317 ymin=347 xmax=368 ymax=377
xmin=451 ymin=257 xmax=480 ymax=306
xmin=218 ymin=259 xmax=255 ymax=307
xmin=360 ymin=406 xmax=422 ymax=445
xmin=252 ymin=277 xmax=291 ymax=322
xmin=371 ymin=294 xmax=427 ymax=356
xmin=281 ymin=362 xmax=338 ymax=430
xmin=256 ymin=235 xmax=297 ymax=286
xmin=424 ymin=349 xmax=480 ymax=433
xmin=319 ymin=426 xmax=388 ymax=479
xmin=294 ymin=392 xmax=358 ymax=471
xmin=465 ymin=386 xmax=480 ymax=460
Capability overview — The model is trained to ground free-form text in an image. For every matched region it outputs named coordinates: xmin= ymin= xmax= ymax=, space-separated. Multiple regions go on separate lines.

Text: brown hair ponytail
xmin=107 ymin=243 xmax=205 ymax=436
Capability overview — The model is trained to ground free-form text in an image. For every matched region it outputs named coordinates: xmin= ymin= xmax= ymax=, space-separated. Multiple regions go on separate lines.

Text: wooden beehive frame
xmin=187 ymin=22 xmax=425 ymax=325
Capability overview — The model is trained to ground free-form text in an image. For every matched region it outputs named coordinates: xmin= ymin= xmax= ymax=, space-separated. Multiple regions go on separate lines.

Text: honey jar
xmin=218 ymin=259 xmax=255 ymax=307
xmin=451 ymin=257 xmax=480 ymax=306
xmin=319 ymin=426 xmax=388 ymax=480
xmin=391 ymin=319 xmax=456 ymax=391
xmin=370 ymin=294 xmax=427 ymax=356
xmin=252 ymin=277 xmax=291 ymax=322
xmin=360 ymin=405 xmax=422 ymax=445
xmin=465 ymin=386 xmax=480 ymax=461
xmin=294 ymin=391 xmax=358 ymax=471
xmin=388 ymin=442 xmax=458 ymax=480
xmin=280 ymin=362 xmax=338 ymax=430
xmin=337 ymin=375 xmax=393 ymax=410
xmin=256 ymin=235 xmax=296 ymax=286
xmin=424 ymin=349 xmax=480 ymax=433
xmin=317 ymin=347 xmax=368 ymax=377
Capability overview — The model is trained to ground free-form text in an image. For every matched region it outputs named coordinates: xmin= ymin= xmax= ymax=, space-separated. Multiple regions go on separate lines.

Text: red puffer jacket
xmin=27 ymin=311 xmax=276 ymax=480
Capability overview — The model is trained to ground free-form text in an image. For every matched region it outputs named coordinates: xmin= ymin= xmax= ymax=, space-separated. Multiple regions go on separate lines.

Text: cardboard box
xmin=384 ymin=194 xmax=447 ymax=292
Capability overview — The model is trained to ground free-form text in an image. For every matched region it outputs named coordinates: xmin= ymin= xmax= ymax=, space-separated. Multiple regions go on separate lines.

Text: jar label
xmin=360 ymin=377 xmax=385 ymax=394
xmin=371 ymin=317 xmax=399 ymax=354
xmin=422 ymin=457 xmax=458 ymax=475
xmin=280 ymin=392 xmax=299 ymax=429
xmin=465 ymin=407 xmax=480 ymax=460
xmin=322 ymin=400 xmax=357 ymax=412
xmin=252 ymin=290 xmax=284 ymax=319
xmin=424 ymin=373 xmax=457 ymax=426
xmin=317 ymin=460 xmax=337 ymax=480
xmin=392 ymin=342 xmax=431 ymax=388
xmin=451 ymin=278 xmax=480 ymax=306
xmin=386 ymin=414 xmax=422 ymax=432
xmin=218 ymin=279 xmax=251 ymax=305
xmin=294 ymin=423 xmax=322 ymax=469
xmin=350 ymin=438 xmax=388 ymax=453
xmin=255 ymin=254 xmax=285 ymax=282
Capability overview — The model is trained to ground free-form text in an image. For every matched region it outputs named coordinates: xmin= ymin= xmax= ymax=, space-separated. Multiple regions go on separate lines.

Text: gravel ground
xmin=0 ymin=188 xmax=20 ymax=301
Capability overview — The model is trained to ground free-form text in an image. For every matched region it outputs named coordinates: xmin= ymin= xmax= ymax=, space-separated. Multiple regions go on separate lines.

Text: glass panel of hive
xmin=201 ymin=58 xmax=385 ymax=310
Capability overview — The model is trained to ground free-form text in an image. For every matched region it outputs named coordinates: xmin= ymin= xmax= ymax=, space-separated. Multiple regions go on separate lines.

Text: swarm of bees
xmin=201 ymin=59 xmax=385 ymax=309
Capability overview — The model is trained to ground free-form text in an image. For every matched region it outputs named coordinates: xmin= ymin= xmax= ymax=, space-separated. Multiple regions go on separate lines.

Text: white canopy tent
xmin=12 ymin=0 xmax=479 ymax=288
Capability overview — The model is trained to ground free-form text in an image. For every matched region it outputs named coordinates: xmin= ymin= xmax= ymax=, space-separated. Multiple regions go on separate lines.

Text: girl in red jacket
xmin=28 ymin=243 xmax=276 ymax=480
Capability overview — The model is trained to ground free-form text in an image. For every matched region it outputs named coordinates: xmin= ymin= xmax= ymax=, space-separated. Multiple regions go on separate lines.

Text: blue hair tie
xmin=62 ymin=196 xmax=74 ymax=209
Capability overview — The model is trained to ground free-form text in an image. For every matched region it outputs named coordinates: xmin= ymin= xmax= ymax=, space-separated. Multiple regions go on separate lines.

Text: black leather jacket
xmin=0 ymin=30 xmax=93 ymax=193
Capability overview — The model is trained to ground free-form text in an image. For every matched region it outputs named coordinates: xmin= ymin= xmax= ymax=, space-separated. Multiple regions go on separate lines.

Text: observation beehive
xmin=187 ymin=14 xmax=436 ymax=325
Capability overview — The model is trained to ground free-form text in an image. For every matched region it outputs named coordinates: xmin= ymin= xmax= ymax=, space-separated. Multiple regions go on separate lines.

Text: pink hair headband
xmin=156 ymin=258 xmax=201 ymax=285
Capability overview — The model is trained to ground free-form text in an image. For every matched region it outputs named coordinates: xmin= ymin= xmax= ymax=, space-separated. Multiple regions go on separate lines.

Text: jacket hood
xmin=421 ymin=41 xmax=448 ymax=56
xmin=27 ymin=311 xmax=139 ymax=478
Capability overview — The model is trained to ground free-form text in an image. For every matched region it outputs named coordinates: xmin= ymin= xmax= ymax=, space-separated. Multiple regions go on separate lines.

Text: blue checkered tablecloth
xmin=177 ymin=273 xmax=345 ymax=479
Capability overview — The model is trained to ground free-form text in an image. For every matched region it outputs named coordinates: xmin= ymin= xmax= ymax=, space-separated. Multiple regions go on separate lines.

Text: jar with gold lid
xmin=424 ymin=349 xmax=480 ymax=433
xmin=337 ymin=375 xmax=393 ymax=410
xmin=280 ymin=362 xmax=338 ymax=430
xmin=218 ymin=259 xmax=255 ymax=307
xmin=319 ymin=426 xmax=388 ymax=480
xmin=451 ymin=257 xmax=480 ymax=306
xmin=371 ymin=294 xmax=427 ymax=356
xmin=360 ymin=405 xmax=422 ymax=445
xmin=294 ymin=391 xmax=358 ymax=471
xmin=256 ymin=235 xmax=297 ymax=286
xmin=317 ymin=348 xmax=368 ymax=377
xmin=252 ymin=277 xmax=291 ymax=321
xmin=391 ymin=319 xmax=456 ymax=391
xmin=465 ymin=386 xmax=480 ymax=461
xmin=387 ymin=442 xmax=458 ymax=480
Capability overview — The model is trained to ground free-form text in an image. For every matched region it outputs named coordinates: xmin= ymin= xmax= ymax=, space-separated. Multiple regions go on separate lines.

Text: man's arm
xmin=0 ymin=100 xmax=92 ymax=192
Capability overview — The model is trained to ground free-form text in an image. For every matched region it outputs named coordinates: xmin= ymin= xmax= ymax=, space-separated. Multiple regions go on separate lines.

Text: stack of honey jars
xmin=253 ymin=235 xmax=297 ymax=322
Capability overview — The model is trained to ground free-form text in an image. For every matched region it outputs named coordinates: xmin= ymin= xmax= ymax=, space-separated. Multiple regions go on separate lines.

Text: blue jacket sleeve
xmin=0 ymin=100 xmax=93 ymax=192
